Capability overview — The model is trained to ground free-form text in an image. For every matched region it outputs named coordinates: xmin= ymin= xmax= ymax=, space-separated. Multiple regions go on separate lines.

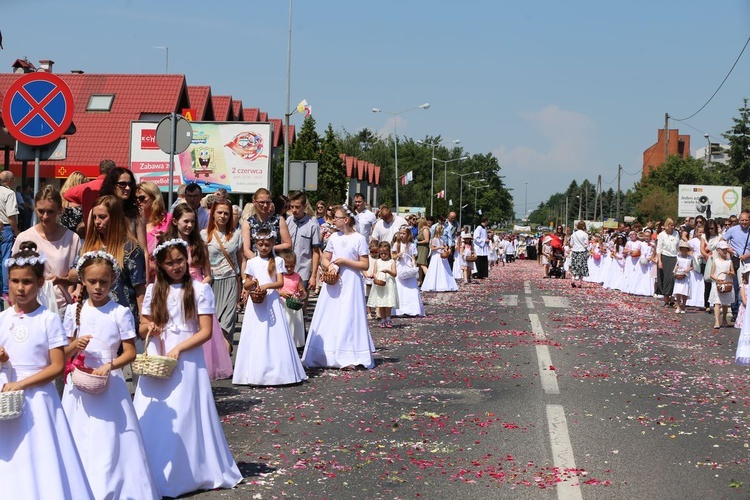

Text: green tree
xmin=720 ymin=97 xmax=750 ymax=191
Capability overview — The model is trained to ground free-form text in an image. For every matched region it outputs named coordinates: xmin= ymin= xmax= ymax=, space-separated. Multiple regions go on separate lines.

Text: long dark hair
xmin=100 ymin=167 xmax=138 ymax=219
xmin=150 ymin=241 xmax=196 ymax=328
xmin=166 ymin=204 xmax=209 ymax=272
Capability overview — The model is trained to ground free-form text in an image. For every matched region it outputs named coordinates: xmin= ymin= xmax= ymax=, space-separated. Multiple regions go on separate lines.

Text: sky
xmin=2 ymin=0 xmax=750 ymax=218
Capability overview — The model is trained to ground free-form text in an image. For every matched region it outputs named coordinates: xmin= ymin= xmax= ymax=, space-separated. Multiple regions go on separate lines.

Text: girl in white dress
xmin=278 ymin=250 xmax=307 ymax=348
xmin=233 ymin=230 xmax=307 ymax=385
xmin=709 ymin=241 xmax=735 ymax=329
xmin=302 ymin=204 xmax=375 ymax=371
xmin=62 ymin=250 xmax=159 ymax=500
xmin=0 ymin=242 xmax=93 ymax=499
xmin=461 ymin=236 xmax=476 ymax=282
xmin=604 ymin=234 xmax=626 ymax=291
xmin=392 ymin=227 xmax=425 ymax=317
xmin=686 ymin=227 xmax=706 ymax=310
xmin=133 ymin=239 xmax=242 ymax=497
xmin=672 ymin=242 xmax=693 ymax=314
xmin=735 ymin=268 xmax=750 ymax=365
xmin=368 ymin=241 xmax=398 ymax=328
xmin=422 ymin=225 xmax=458 ymax=292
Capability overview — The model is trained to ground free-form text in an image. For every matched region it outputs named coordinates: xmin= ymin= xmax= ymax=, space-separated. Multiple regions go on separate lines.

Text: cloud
xmin=493 ymin=105 xmax=597 ymax=174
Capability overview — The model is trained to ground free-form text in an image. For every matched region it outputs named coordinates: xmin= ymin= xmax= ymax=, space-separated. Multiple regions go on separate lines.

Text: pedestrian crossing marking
xmin=542 ymin=296 xmax=569 ymax=308
xmin=500 ymin=294 xmax=518 ymax=306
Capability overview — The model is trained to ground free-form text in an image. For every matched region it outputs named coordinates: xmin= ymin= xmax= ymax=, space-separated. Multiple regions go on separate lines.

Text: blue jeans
xmin=0 ymin=226 xmax=15 ymax=296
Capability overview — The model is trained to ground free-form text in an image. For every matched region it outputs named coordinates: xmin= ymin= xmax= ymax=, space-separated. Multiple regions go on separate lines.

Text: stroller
xmin=545 ymin=234 xmax=566 ymax=278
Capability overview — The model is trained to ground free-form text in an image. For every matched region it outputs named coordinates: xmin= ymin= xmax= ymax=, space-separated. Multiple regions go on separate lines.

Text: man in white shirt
xmin=353 ymin=193 xmax=376 ymax=242
xmin=0 ymin=171 xmax=19 ymax=299
xmin=473 ymin=217 xmax=490 ymax=279
xmin=371 ymin=204 xmax=407 ymax=244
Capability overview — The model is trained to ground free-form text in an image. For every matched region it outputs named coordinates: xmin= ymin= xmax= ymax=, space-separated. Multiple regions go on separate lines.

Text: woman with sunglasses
xmin=100 ymin=167 xmax=148 ymax=255
xmin=136 ymin=181 xmax=172 ymax=257
xmin=241 ymin=188 xmax=292 ymax=259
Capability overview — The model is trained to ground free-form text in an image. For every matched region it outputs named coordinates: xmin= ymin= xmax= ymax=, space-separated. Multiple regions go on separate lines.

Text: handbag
xmin=214 ymin=232 xmax=242 ymax=296
xmin=397 ymin=255 xmax=419 ymax=280
xmin=703 ymin=256 xmax=714 ymax=282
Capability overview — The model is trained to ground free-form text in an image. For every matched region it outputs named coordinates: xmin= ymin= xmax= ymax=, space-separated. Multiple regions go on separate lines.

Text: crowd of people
xmin=0 ymin=159 xmax=510 ymax=498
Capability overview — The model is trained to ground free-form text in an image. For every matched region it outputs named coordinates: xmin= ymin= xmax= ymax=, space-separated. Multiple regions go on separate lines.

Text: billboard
xmin=678 ymin=185 xmax=742 ymax=219
xmin=129 ymin=121 xmax=273 ymax=193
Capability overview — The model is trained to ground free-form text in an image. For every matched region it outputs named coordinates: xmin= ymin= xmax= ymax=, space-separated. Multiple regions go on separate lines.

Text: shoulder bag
xmin=731 ymin=229 xmax=750 ymax=272
xmin=214 ymin=231 xmax=242 ymax=297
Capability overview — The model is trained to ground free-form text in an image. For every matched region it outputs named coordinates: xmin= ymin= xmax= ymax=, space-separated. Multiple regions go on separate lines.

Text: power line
xmin=672 ymin=34 xmax=750 ymax=121
xmin=621 ymin=167 xmax=641 ymax=176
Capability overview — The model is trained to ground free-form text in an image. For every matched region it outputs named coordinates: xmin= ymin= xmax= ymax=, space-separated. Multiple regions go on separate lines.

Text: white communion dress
xmin=302 ymin=231 xmax=375 ymax=369
xmin=62 ymin=300 xmax=159 ymax=500
xmin=393 ymin=243 xmax=425 ymax=317
xmin=233 ymin=256 xmax=308 ymax=386
xmin=133 ymin=281 xmax=242 ymax=498
xmin=0 ymin=305 xmax=93 ymax=500
xmin=421 ymin=238 xmax=458 ymax=292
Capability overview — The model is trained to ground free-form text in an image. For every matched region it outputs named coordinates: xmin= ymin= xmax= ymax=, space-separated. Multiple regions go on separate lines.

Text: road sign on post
xmin=156 ymin=113 xmax=193 ymax=207
xmin=1 ymin=72 xmax=74 ymax=147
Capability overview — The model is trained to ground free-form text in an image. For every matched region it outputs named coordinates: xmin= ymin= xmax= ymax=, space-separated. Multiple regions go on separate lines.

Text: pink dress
xmin=190 ymin=249 xmax=233 ymax=380
xmin=281 ymin=272 xmax=305 ymax=347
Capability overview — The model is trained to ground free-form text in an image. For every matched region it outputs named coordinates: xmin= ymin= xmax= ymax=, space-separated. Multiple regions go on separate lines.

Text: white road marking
xmin=542 ymin=296 xmax=570 ymax=308
xmin=547 ymin=404 xmax=583 ymax=500
xmin=525 ymin=296 xmax=535 ymax=309
xmin=524 ymin=280 xmax=532 ymax=294
xmin=529 ymin=313 xmax=559 ymax=395
xmin=501 ymin=294 xmax=518 ymax=306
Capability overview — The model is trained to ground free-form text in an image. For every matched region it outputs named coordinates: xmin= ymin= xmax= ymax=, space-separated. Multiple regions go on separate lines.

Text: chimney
xmin=70 ymin=70 xmax=84 ymax=74
xmin=38 ymin=59 xmax=54 ymax=73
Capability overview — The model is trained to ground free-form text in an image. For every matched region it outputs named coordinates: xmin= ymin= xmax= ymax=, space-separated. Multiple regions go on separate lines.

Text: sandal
xmin=341 ymin=365 xmax=356 ymax=371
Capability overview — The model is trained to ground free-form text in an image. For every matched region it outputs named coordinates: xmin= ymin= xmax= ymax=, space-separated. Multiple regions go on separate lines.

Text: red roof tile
xmin=232 ymin=100 xmax=243 ymax=121
xmin=259 ymin=111 xmax=268 ymax=122
xmin=0 ymin=73 xmax=188 ymax=175
xmin=211 ymin=95 xmax=232 ymax=121
xmin=187 ymin=85 xmax=211 ymax=120
xmin=244 ymin=108 xmax=260 ymax=121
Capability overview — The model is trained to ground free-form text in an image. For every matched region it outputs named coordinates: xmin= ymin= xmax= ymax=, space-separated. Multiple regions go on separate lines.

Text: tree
xmin=721 ymin=97 xmax=750 ymax=191
xmin=316 ymin=124 xmax=347 ymax=204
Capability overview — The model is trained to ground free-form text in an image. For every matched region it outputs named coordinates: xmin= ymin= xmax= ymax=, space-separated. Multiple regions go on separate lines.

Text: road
xmin=197 ymin=259 xmax=750 ymax=499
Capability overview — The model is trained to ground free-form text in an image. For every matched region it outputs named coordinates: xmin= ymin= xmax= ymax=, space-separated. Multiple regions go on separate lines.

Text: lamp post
xmin=577 ymin=195 xmax=581 ymax=223
xmin=433 ymin=156 xmax=468 ymax=207
xmin=704 ymin=133 xmax=711 ymax=167
xmin=372 ymin=103 xmax=430 ymax=214
xmin=524 ymin=182 xmax=528 ymax=223
xmin=468 ymin=181 xmax=489 ymax=225
xmin=417 ymin=138 xmax=460 ymax=216
xmin=282 ymin=0 xmax=294 ymax=195
xmin=450 ymin=170 xmax=481 ymax=228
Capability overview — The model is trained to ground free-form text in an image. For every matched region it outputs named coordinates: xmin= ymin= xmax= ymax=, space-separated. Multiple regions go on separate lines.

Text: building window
xmin=86 ymin=94 xmax=115 ymax=112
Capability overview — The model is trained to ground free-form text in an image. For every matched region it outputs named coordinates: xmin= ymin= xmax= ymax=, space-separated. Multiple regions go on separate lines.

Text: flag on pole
xmin=296 ymin=99 xmax=312 ymax=116
xmin=435 ymin=190 xmax=445 ymax=198
xmin=400 ymin=171 xmax=414 ymax=185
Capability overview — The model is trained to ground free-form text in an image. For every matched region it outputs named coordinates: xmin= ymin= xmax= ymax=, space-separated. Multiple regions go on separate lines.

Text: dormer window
xmin=87 ymin=94 xmax=115 ymax=112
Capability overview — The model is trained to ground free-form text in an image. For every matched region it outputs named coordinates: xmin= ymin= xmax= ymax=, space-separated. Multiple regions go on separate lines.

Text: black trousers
xmin=475 ymin=256 xmax=489 ymax=278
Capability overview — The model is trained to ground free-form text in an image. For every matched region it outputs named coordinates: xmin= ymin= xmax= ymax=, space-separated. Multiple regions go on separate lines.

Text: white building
xmin=694 ymin=143 xmax=729 ymax=166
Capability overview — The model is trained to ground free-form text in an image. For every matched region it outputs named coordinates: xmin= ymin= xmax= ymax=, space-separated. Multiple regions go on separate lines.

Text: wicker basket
xmin=285 ymin=296 xmax=304 ymax=310
xmin=466 ymin=254 xmax=477 ymax=262
xmin=674 ymin=272 xmax=687 ymax=280
xmin=250 ymin=288 xmax=267 ymax=304
xmin=0 ymin=362 xmax=23 ymax=421
xmin=440 ymin=250 xmax=451 ymax=259
xmin=131 ymin=331 xmax=178 ymax=379
xmin=322 ymin=270 xmax=339 ymax=285
xmin=717 ymin=280 xmax=733 ymax=293
xmin=373 ymin=278 xmax=386 ymax=286
xmin=71 ymin=338 xmax=112 ymax=395
xmin=631 ymin=249 xmax=641 ymax=258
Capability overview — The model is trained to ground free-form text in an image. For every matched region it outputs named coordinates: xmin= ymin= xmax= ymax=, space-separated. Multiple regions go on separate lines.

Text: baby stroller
xmin=545 ymin=234 xmax=565 ymax=278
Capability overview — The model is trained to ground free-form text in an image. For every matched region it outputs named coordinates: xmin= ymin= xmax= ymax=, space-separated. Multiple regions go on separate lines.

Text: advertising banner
xmin=678 ymin=185 xmax=742 ymax=219
xmin=130 ymin=121 xmax=273 ymax=193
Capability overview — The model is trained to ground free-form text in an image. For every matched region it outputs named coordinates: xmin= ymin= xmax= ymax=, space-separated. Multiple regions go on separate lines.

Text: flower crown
xmin=76 ymin=250 xmax=122 ymax=281
xmin=152 ymin=238 xmax=188 ymax=258
xmin=4 ymin=253 xmax=47 ymax=268
xmin=342 ymin=203 xmax=356 ymax=219
xmin=253 ymin=229 xmax=277 ymax=240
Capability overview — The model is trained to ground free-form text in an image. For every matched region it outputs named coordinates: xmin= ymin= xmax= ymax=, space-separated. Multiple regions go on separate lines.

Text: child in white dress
xmin=302 ymin=204 xmax=375 ymax=371
xmin=233 ymin=230 xmax=307 ymax=385
xmin=735 ymin=267 xmax=750 ymax=365
xmin=368 ymin=241 xmax=398 ymax=328
xmin=365 ymin=241 xmax=379 ymax=320
xmin=278 ymin=249 xmax=308 ymax=348
xmin=422 ymin=225 xmax=458 ymax=292
xmin=133 ymin=239 xmax=241 ymax=497
xmin=392 ymin=227 xmax=425 ymax=317
xmin=0 ymin=242 xmax=93 ymax=499
xmin=461 ymin=236 xmax=475 ymax=283
xmin=62 ymin=250 xmax=159 ymax=500
xmin=672 ymin=241 xmax=693 ymax=314
xmin=709 ymin=241 xmax=735 ymax=329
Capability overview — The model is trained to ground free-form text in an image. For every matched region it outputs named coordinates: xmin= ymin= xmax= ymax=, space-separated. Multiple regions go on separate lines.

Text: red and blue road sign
xmin=1 ymin=72 xmax=74 ymax=147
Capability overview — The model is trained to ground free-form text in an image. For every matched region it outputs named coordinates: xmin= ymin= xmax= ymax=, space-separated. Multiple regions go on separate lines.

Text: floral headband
xmin=3 ymin=253 xmax=47 ymax=268
xmin=253 ymin=229 xmax=277 ymax=240
xmin=76 ymin=250 xmax=121 ymax=281
xmin=152 ymin=238 xmax=188 ymax=258
xmin=342 ymin=203 xmax=356 ymax=219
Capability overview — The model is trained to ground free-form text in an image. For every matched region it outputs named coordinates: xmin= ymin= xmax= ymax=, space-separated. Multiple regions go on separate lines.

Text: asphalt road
xmin=194 ymin=260 xmax=750 ymax=500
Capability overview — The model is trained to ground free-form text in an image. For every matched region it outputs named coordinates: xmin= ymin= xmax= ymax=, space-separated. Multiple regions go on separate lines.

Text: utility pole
xmin=616 ymin=164 xmax=621 ymax=222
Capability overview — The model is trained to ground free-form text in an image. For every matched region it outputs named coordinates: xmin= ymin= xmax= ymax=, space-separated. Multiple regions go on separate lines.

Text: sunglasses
xmin=255 ymin=200 xmax=272 ymax=206
xmin=116 ymin=181 xmax=131 ymax=188
xmin=136 ymin=195 xmax=149 ymax=203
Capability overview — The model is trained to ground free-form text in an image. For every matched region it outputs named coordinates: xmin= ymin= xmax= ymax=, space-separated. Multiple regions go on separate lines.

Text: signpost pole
xmin=33 ymin=148 xmax=40 ymax=225
xmin=168 ymin=112 xmax=176 ymax=208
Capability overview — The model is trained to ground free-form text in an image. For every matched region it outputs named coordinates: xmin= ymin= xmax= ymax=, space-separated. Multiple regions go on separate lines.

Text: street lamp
xmin=524 ymin=182 xmax=528 ymax=223
xmin=576 ymin=195 xmax=581 ymax=223
xmin=704 ymin=133 xmax=711 ymax=167
xmin=433 ymin=156 xmax=469 ymax=206
xmin=372 ymin=103 xmax=430 ymax=214
xmin=468 ymin=181 xmax=489 ymax=225
xmin=417 ymin=138 xmax=460 ymax=216
xmin=449 ymin=170 xmax=481 ymax=228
